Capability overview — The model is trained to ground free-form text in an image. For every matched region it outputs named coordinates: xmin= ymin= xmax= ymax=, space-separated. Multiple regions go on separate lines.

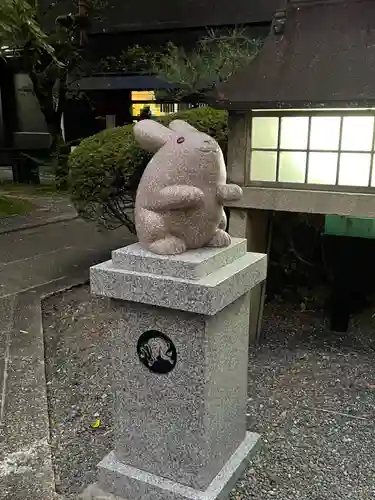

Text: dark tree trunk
xmin=29 ymin=70 xmax=70 ymax=189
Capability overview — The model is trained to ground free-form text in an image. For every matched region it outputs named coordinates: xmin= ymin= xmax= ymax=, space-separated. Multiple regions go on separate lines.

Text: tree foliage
xmin=101 ymin=29 xmax=262 ymax=102
xmin=0 ymin=0 xmax=54 ymax=58
xmin=0 ymin=0 xmax=85 ymax=136
xmin=133 ymin=29 xmax=262 ymax=101
xmin=0 ymin=0 xmax=98 ymax=186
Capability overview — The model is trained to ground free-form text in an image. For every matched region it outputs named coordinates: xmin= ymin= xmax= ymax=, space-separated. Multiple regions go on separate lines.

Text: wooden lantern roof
xmin=215 ymin=0 xmax=375 ymax=110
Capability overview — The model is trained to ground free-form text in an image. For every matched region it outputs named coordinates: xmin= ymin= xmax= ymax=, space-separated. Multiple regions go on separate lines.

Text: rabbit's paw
xmin=149 ymin=236 xmax=187 ymax=255
xmin=207 ymin=229 xmax=231 ymax=248
xmin=217 ymin=184 xmax=243 ymax=202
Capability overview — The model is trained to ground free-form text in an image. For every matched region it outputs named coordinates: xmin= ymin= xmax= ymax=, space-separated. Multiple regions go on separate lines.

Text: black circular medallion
xmin=137 ymin=330 xmax=177 ymax=374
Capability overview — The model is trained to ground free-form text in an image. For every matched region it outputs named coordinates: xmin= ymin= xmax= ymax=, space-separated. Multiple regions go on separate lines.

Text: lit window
xmin=309 ymin=117 xmax=340 ymax=150
xmin=280 ymin=117 xmax=309 ymax=150
xmin=251 ymin=117 xmax=279 ymax=149
xmin=338 ymin=153 xmax=371 ymax=187
xmin=249 ymin=110 xmax=375 ymax=189
xmin=341 ymin=117 xmax=374 ymax=151
xmin=250 ymin=151 xmax=277 ymax=181
xmin=308 ymin=153 xmax=338 ymax=185
xmin=279 ymin=152 xmax=306 ymax=183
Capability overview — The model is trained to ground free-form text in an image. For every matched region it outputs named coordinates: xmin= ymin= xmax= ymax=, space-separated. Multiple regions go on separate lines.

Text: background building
xmin=0 ymin=0 xmax=280 ymax=155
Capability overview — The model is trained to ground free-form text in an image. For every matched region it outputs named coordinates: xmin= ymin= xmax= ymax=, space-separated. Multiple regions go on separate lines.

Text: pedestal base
xmin=83 ymin=432 xmax=260 ymax=500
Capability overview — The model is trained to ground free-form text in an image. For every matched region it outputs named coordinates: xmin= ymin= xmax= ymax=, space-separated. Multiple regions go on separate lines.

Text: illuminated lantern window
xmin=249 ymin=111 xmax=375 ymax=189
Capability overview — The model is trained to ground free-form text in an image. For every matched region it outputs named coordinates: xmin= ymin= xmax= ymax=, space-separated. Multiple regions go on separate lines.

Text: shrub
xmin=68 ymin=107 xmax=228 ymax=232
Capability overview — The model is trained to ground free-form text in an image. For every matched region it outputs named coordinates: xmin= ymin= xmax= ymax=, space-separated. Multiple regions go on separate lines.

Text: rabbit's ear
xmin=169 ymin=119 xmax=201 ymax=135
xmin=134 ymin=120 xmax=177 ymax=153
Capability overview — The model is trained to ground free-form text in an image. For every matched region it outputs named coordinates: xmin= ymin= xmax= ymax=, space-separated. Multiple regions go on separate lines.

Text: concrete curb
xmin=0 ymin=274 xmax=88 ymax=500
xmin=0 ymin=214 xmax=79 ymax=236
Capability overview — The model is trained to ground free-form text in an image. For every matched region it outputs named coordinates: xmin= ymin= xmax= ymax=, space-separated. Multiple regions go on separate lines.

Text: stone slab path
xmin=0 ymin=216 xmax=135 ymax=500
xmin=0 ymin=194 xmax=77 ymax=235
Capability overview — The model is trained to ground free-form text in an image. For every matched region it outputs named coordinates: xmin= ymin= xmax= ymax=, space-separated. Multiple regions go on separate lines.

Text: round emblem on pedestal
xmin=137 ymin=330 xmax=177 ymax=374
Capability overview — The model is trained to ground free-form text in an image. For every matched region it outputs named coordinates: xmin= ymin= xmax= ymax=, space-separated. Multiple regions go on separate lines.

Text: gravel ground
xmin=43 ymin=286 xmax=115 ymax=497
xmin=43 ymin=286 xmax=375 ymax=499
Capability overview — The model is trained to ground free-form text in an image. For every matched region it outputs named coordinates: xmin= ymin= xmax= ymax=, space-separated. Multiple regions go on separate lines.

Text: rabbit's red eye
xmin=177 ymin=137 xmax=185 ymax=144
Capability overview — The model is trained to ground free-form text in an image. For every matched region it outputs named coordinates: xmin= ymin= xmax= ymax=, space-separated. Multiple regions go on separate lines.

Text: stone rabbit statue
xmin=133 ymin=119 xmax=243 ymax=255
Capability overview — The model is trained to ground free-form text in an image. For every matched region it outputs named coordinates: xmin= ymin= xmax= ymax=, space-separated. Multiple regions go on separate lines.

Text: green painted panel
xmin=325 ymin=215 xmax=375 ymax=239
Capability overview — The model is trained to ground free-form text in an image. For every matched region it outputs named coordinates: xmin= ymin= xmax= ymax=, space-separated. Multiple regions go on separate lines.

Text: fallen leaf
xmin=91 ymin=419 xmax=101 ymax=429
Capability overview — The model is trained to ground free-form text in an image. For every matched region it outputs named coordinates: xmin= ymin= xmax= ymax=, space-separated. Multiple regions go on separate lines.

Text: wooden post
xmin=78 ymin=0 xmax=90 ymax=45
xmin=228 ymin=209 xmax=272 ymax=343
xmin=226 ymin=112 xmax=250 ymax=185
xmin=226 ymin=111 xmax=272 ymax=343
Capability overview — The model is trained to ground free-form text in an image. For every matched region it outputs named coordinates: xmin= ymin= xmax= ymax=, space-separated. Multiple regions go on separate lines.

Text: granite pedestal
xmin=88 ymin=238 xmax=267 ymax=500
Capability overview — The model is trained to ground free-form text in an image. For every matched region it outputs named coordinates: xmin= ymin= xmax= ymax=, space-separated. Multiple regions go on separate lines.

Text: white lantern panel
xmin=338 ymin=153 xmax=371 ymax=186
xmin=341 ymin=117 xmax=374 ymax=151
xmin=251 ymin=117 xmax=279 ymax=149
xmin=307 ymin=152 xmax=338 ymax=184
xmin=279 ymin=152 xmax=307 ymax=183
xmin=280 ymin=117 xmax=309 ymax=150
xmin=309 ymin=117 xmax=341 ymax=151
xmin=250 ymin=151 xmax=277 ymax=181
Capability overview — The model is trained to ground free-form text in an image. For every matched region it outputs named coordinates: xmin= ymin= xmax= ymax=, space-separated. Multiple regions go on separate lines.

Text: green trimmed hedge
xmin=68 ymin=107 xmax=228 ymax=232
